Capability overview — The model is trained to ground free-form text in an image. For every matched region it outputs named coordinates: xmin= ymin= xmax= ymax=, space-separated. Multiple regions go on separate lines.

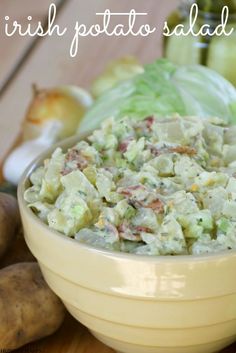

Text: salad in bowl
xmin=24 ymin=115 xmax=236 ymax=256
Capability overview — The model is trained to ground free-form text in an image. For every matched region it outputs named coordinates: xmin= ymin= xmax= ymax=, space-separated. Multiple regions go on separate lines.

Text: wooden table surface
xmin=0 ymin=1 xmax=236 ymax=352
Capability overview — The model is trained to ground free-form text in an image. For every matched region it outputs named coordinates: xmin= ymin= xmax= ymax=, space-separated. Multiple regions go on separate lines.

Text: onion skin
xmin=23 ymin=85 xmax=93 ymax=141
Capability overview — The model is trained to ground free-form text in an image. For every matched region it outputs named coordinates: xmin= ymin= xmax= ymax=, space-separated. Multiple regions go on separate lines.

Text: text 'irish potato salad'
xmin=24 ymin=115 xmax=236 ymax=256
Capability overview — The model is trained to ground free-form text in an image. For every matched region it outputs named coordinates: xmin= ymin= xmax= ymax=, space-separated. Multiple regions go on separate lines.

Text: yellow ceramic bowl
xmin=18 ymin=137 xmax=236 ymax=353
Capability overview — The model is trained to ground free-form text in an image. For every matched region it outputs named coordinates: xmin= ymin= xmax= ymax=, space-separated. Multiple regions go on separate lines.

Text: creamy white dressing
xmin=25 ymin=115 xmax=236 ymax=255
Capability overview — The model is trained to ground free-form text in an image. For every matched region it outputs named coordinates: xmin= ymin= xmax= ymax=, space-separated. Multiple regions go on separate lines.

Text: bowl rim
xmin=17 ymin=134 xmax=236 ymax=263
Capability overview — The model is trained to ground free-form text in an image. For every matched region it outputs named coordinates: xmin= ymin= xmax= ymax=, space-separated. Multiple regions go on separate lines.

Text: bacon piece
xmin=144 ymin=116 xmax=155 ymax=129
xmin=118 ymin=223 xmax=127 ymax=233
xmin=105 ymin=223 xmax=119 ymax=241
xmin=61 ymin=149 xmax=88 ymax=175
xmin=134 ymin=226 xmax=152 ymax=234
xmin=149 ymin=144 xmax=197 ymax=157
xmin=117 ymin=185 xmax=146 ymax=197
xmin=66 ymin=149 xmax=89 ymax=167
xmin=118 ymin=223 xmax=141 ymax=242
xmin=134 ymin=199 xmax=164 ymax=213
xmin=118 ymin=224 xmax=153 ymax=241
xmin=61 ymin=168 xmax=71 ymax=176
xmin=118 ymin=185 xmax=164 ymax=214
xmin=66 ymin=149 xmax=78 ymax=162
xmin=118 ymin=137 xmax=134 ymax=153
xmin=169 ymin=146 xmax=197 ymax=156
xmin=145 ymin=199 xmax=164 ymax=213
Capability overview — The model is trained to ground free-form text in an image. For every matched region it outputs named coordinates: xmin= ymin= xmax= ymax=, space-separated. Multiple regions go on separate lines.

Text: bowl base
xmin=91 ymin=330 xmax=234 ymax=353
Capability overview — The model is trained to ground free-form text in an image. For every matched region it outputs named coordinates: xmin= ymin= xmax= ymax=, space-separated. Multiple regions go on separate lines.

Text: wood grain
xmin=0 ymin=0 xmax=62 ymax=92
xmin=15 ymin=314 xmax=114 ymax=353
xmin=0 ymin=0 xmax=179 ymax=162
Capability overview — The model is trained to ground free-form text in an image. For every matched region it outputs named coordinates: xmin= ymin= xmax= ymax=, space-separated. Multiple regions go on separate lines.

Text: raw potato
xmin=0 ymin=192 xmax=20 ymax=258
xmin=0 ymin=263 xmax=65 ymax=350
xmin=0 ymin=228 xmax=36 ymax=269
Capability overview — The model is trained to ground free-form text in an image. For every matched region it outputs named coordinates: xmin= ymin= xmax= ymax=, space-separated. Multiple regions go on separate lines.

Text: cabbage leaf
xmin=79 ymin=59 xmax=236 ymax=134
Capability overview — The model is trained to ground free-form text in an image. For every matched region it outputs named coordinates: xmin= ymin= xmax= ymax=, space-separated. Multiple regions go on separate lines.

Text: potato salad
xmin=24 ymin=115 xmax=236 ymax=255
